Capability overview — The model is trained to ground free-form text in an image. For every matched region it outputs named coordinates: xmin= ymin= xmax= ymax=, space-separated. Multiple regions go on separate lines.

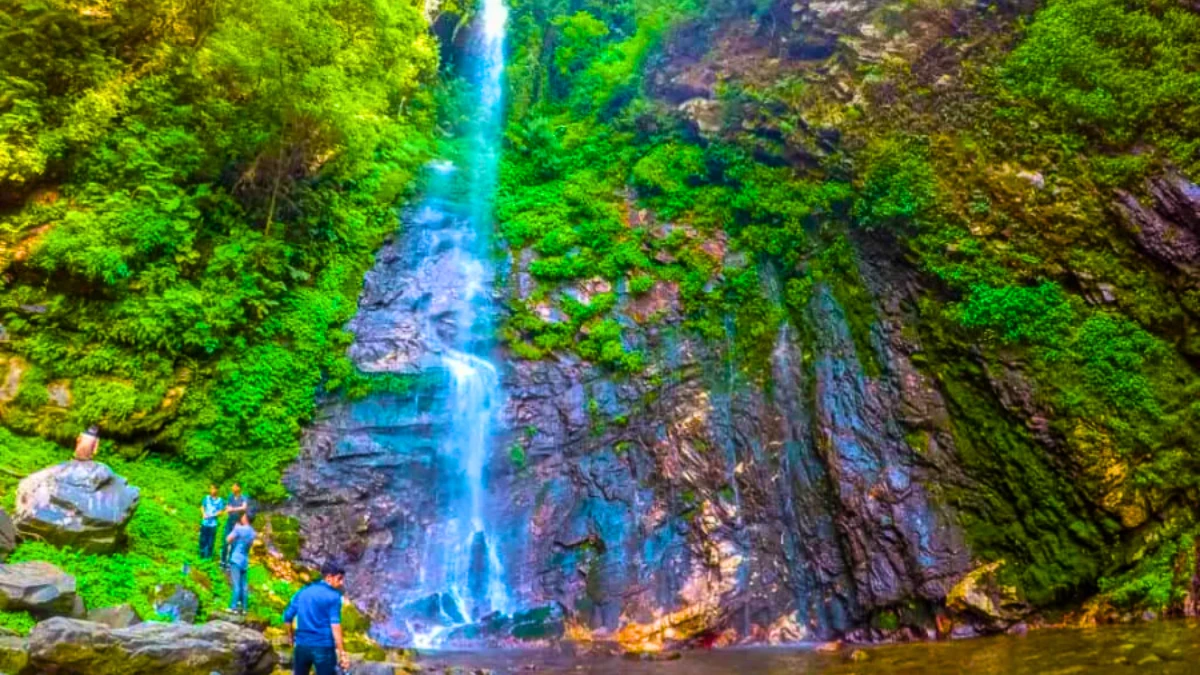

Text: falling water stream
xmin=401 ymin=0 xmax=511 ymax=646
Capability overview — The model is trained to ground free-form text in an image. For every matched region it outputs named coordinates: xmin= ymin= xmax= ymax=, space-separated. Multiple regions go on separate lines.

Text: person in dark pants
xmin=198 ymin=484 xmax=225 ymax=559
xmin=226 ymin=511 xmax=256 ymax=614
xmin=284 ymin=560 xmax=350 ymax=675
xmin=220 ymin=482 xmax=250 ymax=568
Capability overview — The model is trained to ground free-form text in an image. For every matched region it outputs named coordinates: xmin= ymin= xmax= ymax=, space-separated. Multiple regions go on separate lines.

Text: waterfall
xmin=402 ymin=0 xmax=511 ymax=646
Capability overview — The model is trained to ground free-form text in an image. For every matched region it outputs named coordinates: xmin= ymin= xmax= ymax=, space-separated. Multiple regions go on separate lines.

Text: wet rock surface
xmin=27 ymin=617 xmax=277 ymax=675
xmin=1116 ymin=171 xmax=1200 ymax=275
xmin=288 ymin=189 xmax=973 ymax=644
xmin=445 ymin=603 xmax=567 ymax=646
xmin=946 ymin=561 xmax=1029 ymax=632
xmin=0 ymin=561 xmax=81 ymax=618
xmin=13 ymin=461 xmax=139 ymax=554
xmin=153 ymin=586 xmax=198 ymax=624
xmin=284 ymin=197 xmax=507 ymax=641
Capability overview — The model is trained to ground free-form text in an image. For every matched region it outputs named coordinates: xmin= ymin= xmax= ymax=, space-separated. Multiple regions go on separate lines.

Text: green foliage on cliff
xmin=953 ymin=283 xmax=1074 ymax=345
xmin=0 ymin=0 xmax=438 ymax=496
xmin=502 ymin=0 xmax=1200 ymax=618
xmin=1004 ymin=0 xmax=1200 ymax=171
xmin=854 ymin=136 xmax=938 ymax=231
xmin=1099 ymin=532 xmax=1195 ymax=611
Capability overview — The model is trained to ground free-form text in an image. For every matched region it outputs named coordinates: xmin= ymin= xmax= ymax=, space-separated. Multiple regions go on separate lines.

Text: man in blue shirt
xmin=225 ymin=511 xmax=256 ymax=614
xmin=198 ymin=484 xmax=225 ymax=559
xmin=284 ymin=560 xmax=350 ymax=674
xmin=220 ymin=482 xmax=250 ymax=568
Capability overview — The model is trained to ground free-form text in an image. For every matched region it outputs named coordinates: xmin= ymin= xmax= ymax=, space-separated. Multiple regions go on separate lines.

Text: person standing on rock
xmin=284 ymin=560 xmax=351 ymax=675
xmin=73 ymin=425 xmax=100 ymax=462
xmin=220 ymin=482 xmax=250 ymax=568
xmin=198 ymin=484 xmax=225 ymax=559
xmin=225 ymin=511 xmax=255 ymax=614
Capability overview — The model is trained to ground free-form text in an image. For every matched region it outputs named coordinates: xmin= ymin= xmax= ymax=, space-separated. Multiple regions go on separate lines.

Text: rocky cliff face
xmin=285 ymin=0 xmax=1200 ymax=649
xmin=285 ymin=200 xmax=976 ymax=645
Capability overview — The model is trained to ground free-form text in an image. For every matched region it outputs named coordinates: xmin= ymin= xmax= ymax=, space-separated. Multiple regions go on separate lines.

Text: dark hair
xmin=240 ymin=511 xmax=254 ymax=524
xmin=85 ymin=426 xmax=100 ymax=436
xmin=321 ymin=560 xmax=346 ymax=578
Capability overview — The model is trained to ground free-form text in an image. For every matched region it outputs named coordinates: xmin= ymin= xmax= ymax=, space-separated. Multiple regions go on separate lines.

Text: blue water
xmin=397 ymin=0 xmax=512 ymax=646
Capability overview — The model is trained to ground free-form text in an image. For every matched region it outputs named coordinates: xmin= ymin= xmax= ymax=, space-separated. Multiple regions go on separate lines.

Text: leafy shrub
xmin=0 ymin=610 xmax=35 ymax=636
xmin=1004 ymin=0 xmax=1200 ymax=166
xmin=552 ymin=11 xmax=611 ymax=82
xmin=853 ymin=136 xmax=939 ymax=230
xmin=0 ymin=0 xmax=439 ymax=497
xmin=1071 ymin=314 xmax=1163 ymax=415
xmin=954 ymin=282 xmax=1074 ymax=344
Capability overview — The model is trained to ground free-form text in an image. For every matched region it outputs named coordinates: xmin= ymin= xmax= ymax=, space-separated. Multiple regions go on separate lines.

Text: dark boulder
xmin=0 ymin=561 xmax=82 ymax=618
xmin=445 ymin=604 xmax=567 ymax=646
xmin=0 ymin=509 xmax=14 ymax=562
xmin=86 ymin=604 xmax=141 ymax=629
xmin=1115 ymin=170 xmax=1200 ymax=274
xmin=27 ymin=617 xmax=278 ymax=675
xmin=14 ymin=462 xmax=140 ymax=554
xmin=153 ymin=587 xmax=198 ymax=624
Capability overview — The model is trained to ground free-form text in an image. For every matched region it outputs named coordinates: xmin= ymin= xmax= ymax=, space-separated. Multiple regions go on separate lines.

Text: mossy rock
xmin=340 ymin=601 xmax=384 ymax=659
xmin=266 ymin=515 xmax=303 ymax=561
xmin=0 ymin=636 xmax=28 ymax=674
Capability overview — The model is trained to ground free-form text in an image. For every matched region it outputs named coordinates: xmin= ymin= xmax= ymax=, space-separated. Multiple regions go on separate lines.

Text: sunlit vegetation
xmin=0 ymin=0 xmax=438 ymax=497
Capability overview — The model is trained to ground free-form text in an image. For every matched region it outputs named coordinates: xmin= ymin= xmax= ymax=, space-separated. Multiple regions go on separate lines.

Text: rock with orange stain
xmin=815 ymin=640 xmax=843 ymax=653
xmin=625 ymin=280 xmax=680 ymax=323
xmin=934 ymin=613 xmax=952 ymax=637
xmin=947 ymin=561 xmax=1029 ymax=631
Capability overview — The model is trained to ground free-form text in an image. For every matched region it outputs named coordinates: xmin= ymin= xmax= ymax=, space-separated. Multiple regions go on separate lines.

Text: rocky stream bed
xmin=421 ymin=619 xmax=1200 ymax=675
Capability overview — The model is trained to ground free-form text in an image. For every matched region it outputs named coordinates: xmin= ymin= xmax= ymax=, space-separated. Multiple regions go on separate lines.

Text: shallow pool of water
xmin=418 ymin=619 xmax=1200 ymax=674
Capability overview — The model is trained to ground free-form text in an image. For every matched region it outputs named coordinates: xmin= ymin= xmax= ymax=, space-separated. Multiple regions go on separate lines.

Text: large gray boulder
xmin=0 ymin=561 xmax=81 ymax=618
xmin=14 ymin=461 xmax=139 ymax=554
xmin=0 ymin=508 xmax=14 ymax=561
xmin=27 ymin=617 xmax=278 ymax=675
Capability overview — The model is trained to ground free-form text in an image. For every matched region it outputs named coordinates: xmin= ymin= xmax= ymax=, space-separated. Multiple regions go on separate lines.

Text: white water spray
xmin=401 ymin=0 xmax=511 ymax=646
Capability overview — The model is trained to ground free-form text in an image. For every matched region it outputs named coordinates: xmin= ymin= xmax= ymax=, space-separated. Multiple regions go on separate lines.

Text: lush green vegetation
xmin=0 ymin=0 xmax=1197 ymax=637
xmin=1004 ymin=0 xmax=1200 ymax=173
xmin=0 ymin=0 xmax=439 ymax=636
xmin=0 ymin=0 xmax=438 ymax=498
xmin=0 ymin=428 xmax=298 ymax=629
xmin=498 ymin=0 xmax=1200 ymax=615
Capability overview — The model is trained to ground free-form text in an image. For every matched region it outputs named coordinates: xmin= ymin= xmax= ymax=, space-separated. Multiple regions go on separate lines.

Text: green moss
xmin=951 ymin=283 xmax=1074 ymax=345
xmin=509 ymin=443 xmax=528 ymax=470
xmin=854 ymin=135 xmax=939 ymax=231
xmin=930 ymin=358 xmax=1112 ymax=606
xmin=267 ymin=514 xmax=303 ymax=562
xmin=1100 ymin=533 xmax=1196 ymax=611
xmin=1003 ymin=0 xmax=1200 ymax=173
xmin=872 ymin=610 xmax=900 ymax=632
